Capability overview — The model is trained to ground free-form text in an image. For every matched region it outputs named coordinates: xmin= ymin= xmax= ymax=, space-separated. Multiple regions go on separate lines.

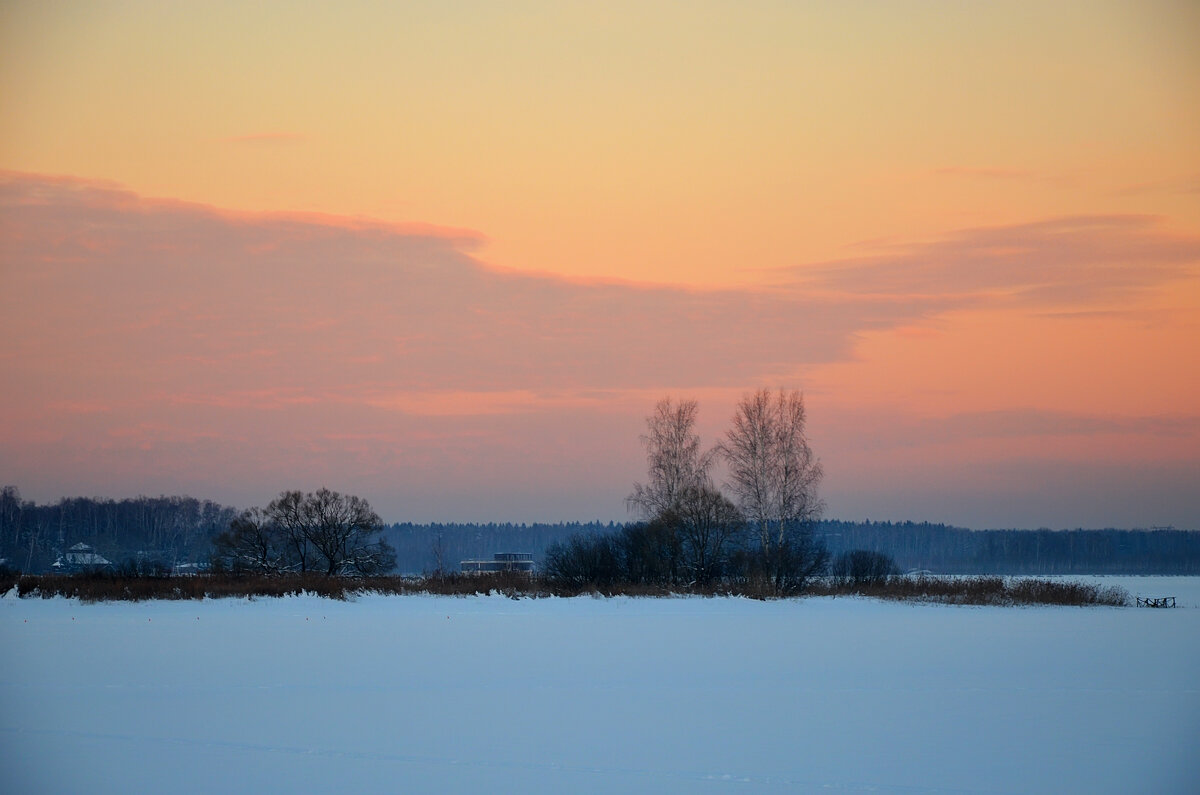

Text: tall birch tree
xmin=721 ymin=388 xmax=824 ymax=552
xmin=627 ymin=397 xmax=714 ymax=519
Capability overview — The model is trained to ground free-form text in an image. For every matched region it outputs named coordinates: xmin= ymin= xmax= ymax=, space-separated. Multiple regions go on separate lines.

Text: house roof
xmin=59 ymin=543 xmax=113 ymax=567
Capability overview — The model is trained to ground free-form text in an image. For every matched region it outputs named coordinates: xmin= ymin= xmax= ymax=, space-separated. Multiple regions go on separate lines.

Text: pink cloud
xmin=2 ymin=172 xmax=1197 ymax=527
xmin=794 ymin=215 xmax=1200 ymax=304
xmin=0 ymin=171 xmax=918 ymax=406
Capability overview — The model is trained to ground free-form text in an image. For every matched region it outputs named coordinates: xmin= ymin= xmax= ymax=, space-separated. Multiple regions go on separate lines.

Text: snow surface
xmin=2 ymin=579 xmax=1198 ymax=794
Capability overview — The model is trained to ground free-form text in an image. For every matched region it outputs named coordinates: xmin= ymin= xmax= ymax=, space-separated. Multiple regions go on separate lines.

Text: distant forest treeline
xmin=2 ymin=486 xmax=1198 ymax=575
xmin=816 ymin=520 xmax=1200 ymax=575
xmin=0 ymin=486 xmax=236 ymax=572
xmin=385 ymin=520 xmax=1200 ymax=576
xmin=384 ymin=521 xmax=623 ymax=574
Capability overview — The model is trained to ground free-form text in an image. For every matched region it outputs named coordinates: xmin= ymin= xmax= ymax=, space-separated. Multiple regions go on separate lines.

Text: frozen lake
xmin=3 ymin=578 xmax=1198 ymax=793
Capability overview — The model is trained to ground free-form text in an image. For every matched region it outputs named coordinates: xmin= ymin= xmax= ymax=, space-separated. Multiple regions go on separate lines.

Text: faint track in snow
xmin=0 ymin=725 xmax=1014 ymax=793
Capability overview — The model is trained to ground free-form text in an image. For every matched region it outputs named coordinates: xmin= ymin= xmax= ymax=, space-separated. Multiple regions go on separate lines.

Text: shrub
xmin=729 ymin=534 xmax=829 ymax=596
xmin=543 ymin=534 xmax=624 ymax=591
xmin=0 ymin=564 xmax=19 ymax=594
xmin=811 ymin=574 xmax=1130 ymax=606
xmin=5 ymin=571 xmax=1130 ymax=606
xmin=831 ymin=550 xmax=899 ymax=588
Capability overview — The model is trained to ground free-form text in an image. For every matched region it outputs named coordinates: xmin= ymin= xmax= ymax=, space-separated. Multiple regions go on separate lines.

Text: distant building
xmin=460 ymin=552 xmax=534 ymax=574
xmin=52 ymin=543 xmax=114 ymax=573
xmin=172 ymin=562 xmax=208 ymax=576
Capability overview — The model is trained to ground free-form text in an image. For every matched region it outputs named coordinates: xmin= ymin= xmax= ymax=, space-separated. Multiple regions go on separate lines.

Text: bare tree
xmin=302 ymin=488 xmax=394 ymax=575
xmin=674 ymin=485 xmax=744 ymax=586
xmin=268 ymin=490 xmax=312 ymax=572
xmin=257 ymin=489 xmax=395 ymax=576
xmin=430 ymin=528 xmax=446 ymax=576
xmin=625 ymin=398 xmax=746 ymax=587
xmin=1 ymin=486 xmax=22 ymax=550
xmin=720 ymin=390 xmax=774 ymax=550
xmin=627 ymin=397 xmax=715 ymax=519
xmin=720 ymin=389 xmax=826 ymax=592
xmin=721 ymin=388 xmax=824 ymax=550
xmin=212 ymin=507 xmax=291 ymax=574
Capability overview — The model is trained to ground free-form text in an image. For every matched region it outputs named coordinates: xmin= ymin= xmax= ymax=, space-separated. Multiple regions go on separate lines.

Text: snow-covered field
xmin=3 ymin=579 xmax=1198 ymax=794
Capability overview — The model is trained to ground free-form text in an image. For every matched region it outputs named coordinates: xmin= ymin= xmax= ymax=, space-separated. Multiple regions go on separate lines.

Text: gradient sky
xmin=2 ymin=1 xmax=1198 ymax=528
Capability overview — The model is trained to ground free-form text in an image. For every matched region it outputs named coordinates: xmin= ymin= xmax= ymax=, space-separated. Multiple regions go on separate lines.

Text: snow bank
xmin=3 ymin=580 xmax=1198 ymax=793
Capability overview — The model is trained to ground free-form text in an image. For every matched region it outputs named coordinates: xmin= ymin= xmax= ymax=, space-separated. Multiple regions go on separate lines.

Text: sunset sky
xmin=2 ymin=1 xmax=1198 ymax=528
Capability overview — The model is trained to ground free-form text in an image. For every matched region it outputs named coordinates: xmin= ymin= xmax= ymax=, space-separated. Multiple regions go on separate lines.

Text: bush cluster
xmin=7 ymin=571 xmax=548 ymax=603
xmin=4 ymin=570 xmax=1130 ymax=607
xmin=810 ymin=575 xmax=1129 ymax=607
xmin=830 ymin=549 xmax=899 ymax=587
xmin=542 ymin=520 xmax=829 ymax=596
